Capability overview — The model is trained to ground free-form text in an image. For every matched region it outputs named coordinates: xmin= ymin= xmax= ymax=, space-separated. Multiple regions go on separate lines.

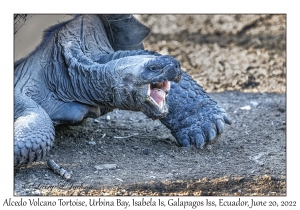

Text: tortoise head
xmin=112 ymin=55 xmax=182 ymax=119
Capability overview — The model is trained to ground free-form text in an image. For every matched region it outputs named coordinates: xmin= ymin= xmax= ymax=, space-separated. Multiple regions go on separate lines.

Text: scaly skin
xmin=14 ymin=94 xmax=55 ymax=167
xmin=160 ymin=71 xmax=232 ymax=148
xmin=14 ymin=14 xmax=231 ymax=169
xmin=14 ymin=15 xmax=182 ymax=167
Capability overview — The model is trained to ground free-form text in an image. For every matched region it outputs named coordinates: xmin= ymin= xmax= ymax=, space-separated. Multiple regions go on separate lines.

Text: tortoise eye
xmin=148 ymin=65 xmax=160 ymax=71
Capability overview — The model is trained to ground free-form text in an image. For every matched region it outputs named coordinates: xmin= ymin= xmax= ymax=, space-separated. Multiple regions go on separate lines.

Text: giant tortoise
xmin=14 ymin=14 xmax=231 ymax=169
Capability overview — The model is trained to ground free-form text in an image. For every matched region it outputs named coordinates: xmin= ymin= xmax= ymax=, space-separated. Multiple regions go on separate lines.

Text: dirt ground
xmin=14 ymin=14 xmax=286 ymax=196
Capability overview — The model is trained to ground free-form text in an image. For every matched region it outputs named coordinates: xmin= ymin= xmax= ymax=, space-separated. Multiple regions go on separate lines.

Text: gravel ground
xmin=14 ymin=14 xmax=286 ymax=196
xmin=137 ymin=14 xmax=286 ymax=93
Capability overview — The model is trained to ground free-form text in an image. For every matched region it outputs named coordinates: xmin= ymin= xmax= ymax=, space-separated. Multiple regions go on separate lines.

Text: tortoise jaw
xmin=147 ymin=81 xmax=170 ymax=109
xmin=140 ymin=81 xmax=171 ymax=119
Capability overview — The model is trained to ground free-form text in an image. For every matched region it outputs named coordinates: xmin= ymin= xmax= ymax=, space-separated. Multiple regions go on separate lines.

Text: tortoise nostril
xmin=174 ymin=74 xmax=182 ymax=83
xmin=173 ymin=61 xmax=180 ymax=69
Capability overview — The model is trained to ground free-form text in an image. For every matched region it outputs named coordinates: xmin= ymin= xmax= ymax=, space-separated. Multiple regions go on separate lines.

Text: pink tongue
xmin=150 ymin=88 xmax=165 ymax=107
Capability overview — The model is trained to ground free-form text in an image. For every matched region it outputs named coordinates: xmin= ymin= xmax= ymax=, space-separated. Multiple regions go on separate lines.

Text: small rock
xmin=254 ymin=159 xmax=264 ymax=166
xmin=88 ymin=141 xmax=96 ymax=146
xmin=95 ymin=164 xmax=117 ymax=170
xmin=240 ymin=105 xmax=251 ymax=110
xmin=277 ymin=108 xmax=285 ymax=113
xmin=250 ymin=101 xmax=259 ymax=107
xmin=142 ymin=149 xmax=149 ymax=155
xmin=94 ymin=119 xmax=100 ymax=123
xmin=106 ymin=115 xmax=111 ymax=120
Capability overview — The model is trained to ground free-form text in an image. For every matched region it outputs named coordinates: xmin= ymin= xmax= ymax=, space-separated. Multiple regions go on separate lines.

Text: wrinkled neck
xmin=45 ymin=58 xmax=120 ymax=109
xmin=68 ymin=63 xmax=119 ymax=108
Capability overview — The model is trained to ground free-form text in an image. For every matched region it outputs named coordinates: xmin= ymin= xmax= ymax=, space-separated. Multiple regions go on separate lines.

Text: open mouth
xmin=146 ymin=81 xmax=171 ymax=109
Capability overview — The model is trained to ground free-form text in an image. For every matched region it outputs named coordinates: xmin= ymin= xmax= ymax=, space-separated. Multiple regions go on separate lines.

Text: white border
xmin=1 ymin=0 xmax=298 ymax=209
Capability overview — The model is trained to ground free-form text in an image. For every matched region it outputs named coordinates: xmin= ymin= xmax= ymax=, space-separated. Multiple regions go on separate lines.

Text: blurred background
xmin=137 ymin=15 xmax=286 ymax=93
xmin=14 ymin=14 xmax=286 ymax=93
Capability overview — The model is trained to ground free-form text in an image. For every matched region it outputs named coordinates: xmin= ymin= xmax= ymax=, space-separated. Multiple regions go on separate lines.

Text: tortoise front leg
xmin=160 ymin=71 xmax=232 ymax=148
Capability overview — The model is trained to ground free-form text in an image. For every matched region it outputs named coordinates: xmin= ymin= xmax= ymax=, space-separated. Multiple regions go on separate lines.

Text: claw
xmin=181 ymin=139 xmax=191 ymax=147
xmin=222 ymin=114 xmax=232 ymax=125
xmin=202 ymin=122 xmax=217 ymax=141
xmin=208 ymin=128 xmax=217 ymax=141
xmin=195 ymin=133 xmax=205 ymax=149
xmin=216 ymin=118 xmax=225 ymax=134
xmin=189 ymin=128 xmax=205 ymax=148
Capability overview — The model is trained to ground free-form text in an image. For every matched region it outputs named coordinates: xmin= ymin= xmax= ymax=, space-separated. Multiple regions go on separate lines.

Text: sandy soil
xmin=14 ymin=14 xmax=286 ymax=196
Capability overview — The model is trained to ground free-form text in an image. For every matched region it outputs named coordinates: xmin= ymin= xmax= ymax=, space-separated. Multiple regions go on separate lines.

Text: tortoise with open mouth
xmin=14 ymin=14 xmax=231 ymax=168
